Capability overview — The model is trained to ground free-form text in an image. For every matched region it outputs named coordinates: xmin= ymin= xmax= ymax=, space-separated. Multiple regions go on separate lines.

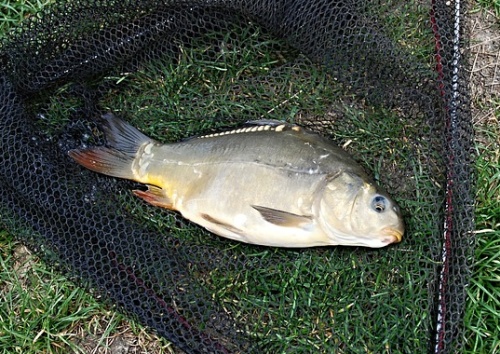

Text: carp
xmin=69 ymin=114 xmax=404 ymax=248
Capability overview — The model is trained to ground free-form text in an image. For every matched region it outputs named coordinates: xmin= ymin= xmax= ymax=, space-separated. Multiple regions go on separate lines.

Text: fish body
xmin=69 ymin=114 xmax=404 ymax=248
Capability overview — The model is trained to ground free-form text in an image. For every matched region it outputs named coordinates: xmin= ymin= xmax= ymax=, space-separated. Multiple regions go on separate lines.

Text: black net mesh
xmin=0 ymin=1 xmax=475 ymax=353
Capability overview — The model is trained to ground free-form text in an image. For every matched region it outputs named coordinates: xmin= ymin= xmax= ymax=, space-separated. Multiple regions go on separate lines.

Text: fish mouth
xmin=381 ymin=227 xmax=403 ymax=244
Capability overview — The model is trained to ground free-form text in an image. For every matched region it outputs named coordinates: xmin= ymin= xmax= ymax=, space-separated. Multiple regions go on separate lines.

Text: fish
xmin=68 ymin=113 xmax=404 ymax=248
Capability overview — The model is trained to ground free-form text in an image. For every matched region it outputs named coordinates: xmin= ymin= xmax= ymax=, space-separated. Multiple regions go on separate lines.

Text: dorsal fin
xmin=245 ymin=119 xmax=288 ymax=127
xmin=196 ymin=120 xmax=302 ymax=139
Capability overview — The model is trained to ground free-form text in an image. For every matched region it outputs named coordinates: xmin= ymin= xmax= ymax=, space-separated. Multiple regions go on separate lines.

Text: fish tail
xmin=68 ymin=113 xmax=153 ymax=180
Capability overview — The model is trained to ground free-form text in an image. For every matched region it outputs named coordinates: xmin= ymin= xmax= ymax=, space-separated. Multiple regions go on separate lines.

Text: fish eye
xmin=371 ymin=196 xmax=387 ymax=213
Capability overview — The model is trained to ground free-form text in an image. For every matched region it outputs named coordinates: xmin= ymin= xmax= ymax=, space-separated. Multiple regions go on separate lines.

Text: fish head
xmin=317 ymin=172 xmax=404 ymax=248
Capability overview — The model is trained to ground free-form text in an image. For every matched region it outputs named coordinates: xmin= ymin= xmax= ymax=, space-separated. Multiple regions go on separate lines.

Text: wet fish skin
xmin=69 ymin=114 xmax=404 ymax=248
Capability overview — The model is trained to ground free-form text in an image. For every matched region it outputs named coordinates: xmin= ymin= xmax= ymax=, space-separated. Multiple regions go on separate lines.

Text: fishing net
xmin=0 ymin=0 xmax=475 ymax=353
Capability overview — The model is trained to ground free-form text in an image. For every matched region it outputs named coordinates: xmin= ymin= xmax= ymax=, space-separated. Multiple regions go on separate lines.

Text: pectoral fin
xmin=252 ymin=205 xmax=312 ymax=228
xmin=133 ymin=185 xmax=174 ymax=210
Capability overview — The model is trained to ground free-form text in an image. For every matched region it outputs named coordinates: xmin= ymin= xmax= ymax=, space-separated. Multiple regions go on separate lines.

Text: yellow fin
xmin=133 ymin=185 xmax=174 ymax=210
xmin=251 ymin=205 xmax=312 ymax=227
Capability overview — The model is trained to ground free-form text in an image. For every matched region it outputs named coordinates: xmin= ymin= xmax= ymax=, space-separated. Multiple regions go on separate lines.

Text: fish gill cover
xmin=0 ymin=1 xmax=474 ymax=353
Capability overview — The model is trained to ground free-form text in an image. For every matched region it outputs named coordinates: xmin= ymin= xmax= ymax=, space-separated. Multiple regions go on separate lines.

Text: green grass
xmin=0 ymin=0 xmax=498 ymax=353
xmin=476 ymin=0 xmax=500 ymax=16
xmin=0 ymin=230 xmax=176 ymax=353
xmin=0 ymin=0 xmax=54 ymax=36
xmin=0 ymin=233 xmax=97 ymax=353
xmin=464 ymin=120 xmax=500 ymax=353
xmin=463 ymin=2 xmax=500 ymax=352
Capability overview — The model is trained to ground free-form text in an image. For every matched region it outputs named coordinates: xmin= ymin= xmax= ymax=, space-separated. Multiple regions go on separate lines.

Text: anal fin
xmin=252 ymin=205 xmax=312 ymax=228
xmin=133 ymin=185 xmax=174 ymax=210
